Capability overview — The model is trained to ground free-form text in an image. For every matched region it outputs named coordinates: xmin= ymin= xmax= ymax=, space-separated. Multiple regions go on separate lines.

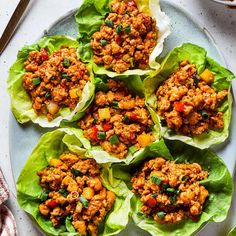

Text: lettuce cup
xmin=75 ymin=0 xmax=170 ymax=77
xmin=7 ymin=36 xmax=95 ymax=127
xmin=111 ymin=139 xmax=233 ymax=236
xmin=144 ymin=43 xmax=235 ymax=149
xmin=16 ymin=128 xmax=133 ymax=236
xmin=75 ymin=75 xmax=162 ymax=164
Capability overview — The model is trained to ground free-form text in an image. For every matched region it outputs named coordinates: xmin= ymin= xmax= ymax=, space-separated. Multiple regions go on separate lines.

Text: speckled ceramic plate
xmin=9 ymin=0 xmax=236 ymax=235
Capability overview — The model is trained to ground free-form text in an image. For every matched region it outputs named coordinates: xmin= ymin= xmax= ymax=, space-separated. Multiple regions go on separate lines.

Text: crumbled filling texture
xmin=91 ymin=0 xmax=157 ymax=73
xmin=79 ymin=80 xmax=154 ymax=159
xmin=156 ymin=60 xmax=228 ymax=135
xmin=23 ymin=47 xmax=90 ymax=120
xmin=132 ymin=157 xmax=209 ymax=224
xmin=38 ymin=153 xmax=115 ymax=236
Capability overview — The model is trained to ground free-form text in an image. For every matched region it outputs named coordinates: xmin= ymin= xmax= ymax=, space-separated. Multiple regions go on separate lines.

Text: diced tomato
xmin=48 ymin=200 xmax=57 ymax=208
xmin=53 ymin=51 xmax=61 ymax=57
xmin=129 ymin=113 xmax=138 ymax=120
xmin=162 ymin=179 xmax=169 ymax=185
xmin=41 ymin=48 xmax=49 ymax=60
xmin=146 ymin=197 xmax=157 ymax=208
xmin=91 ymin=126 xmax=98 ymax=141
xmin=127 ymin=0 xmax=137 ymax=7
xmin=103 ymin=122 xmax=112 ymax=131
xmin=174 ymin=102 xmax=185 ymax=112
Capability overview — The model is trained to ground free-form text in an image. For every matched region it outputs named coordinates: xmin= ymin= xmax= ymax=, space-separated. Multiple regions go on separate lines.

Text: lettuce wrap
xmin=75 ymin=0 xmax=170 ymax=77
xmin=7 ymin=36 xmax=95 ymax=128
xmin=144 ymin=43 xmax=235 ymax=149
xmin=111 ymin=139 xmax=233 ymax=236
xmin=68 ymin=75 xmax=163 ymax=164
xmin=17 ymin=128 xmax=133 ymax=236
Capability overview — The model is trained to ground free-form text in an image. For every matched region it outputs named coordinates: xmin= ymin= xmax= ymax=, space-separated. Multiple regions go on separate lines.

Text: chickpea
xmin=73 ymin=220 xmax=87 ymax=236
xmin=38 ymin=204 xmax=50 ymax=216
xmin=82 ymin=187 xmax=95 ymax=200
xmin=87 ymin=177 xmax=103 ymax=192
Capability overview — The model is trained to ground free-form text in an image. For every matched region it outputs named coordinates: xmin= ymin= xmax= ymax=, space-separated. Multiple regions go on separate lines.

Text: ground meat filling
xmin=79 ymin=80 xmax=154 ymax=159
xmin=91 ymin=0 xmax=157 ymax=73
xmin=156 ymin=60 xmax=228 ymax=135
xmin=38 ymin=153 xmax=116 ymax=236
xmin=23 ymin=47 xmax=90 ymax=120
xmin=132 ymin=157 xmax=209 ymax=224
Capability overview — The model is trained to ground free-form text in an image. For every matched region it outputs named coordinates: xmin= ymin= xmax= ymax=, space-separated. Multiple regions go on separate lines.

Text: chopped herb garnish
xmin=130 ymin=57 xmax=134 ymax=67
xmin=45 ymin=91 xmax=50 ymax=98
xmin=62 ymin=58 xmax=71 ymax=68
xmin=166 ymin=188 xmax=176 ymax=193
xmin=71 ymin=168 xmax=83 ymax=177
xmin=137 ymin=212 xmax=143 ymax=217
xmin=93 ymin=116 xmax=98 ymax=124
xmin=50 ymin=76 xmax=55 ymax=80
xmin=151 ymin=176 xmax=162 ymax=185
xmin=98 ymin=131 xmax=106 ymax=140
xmin=79 ymin=195 xmax=89 ymax=208
xmin=32 ymin=77 xmax=41 ymax=85
xmin=201 ymin=110 xmax=209 ymax=120
xmin=129 ymin=145 xmax=137 ymax=154
xmin=105 ymin=20 xmax=114 ymax=28
xmin=157 ymin=211 xmax=166 ymax=219
xmin=100 ymin=39 xmax=108 ymax=46
xmin=162 ymin=183 xmax=170 ymax=190
xmin=152 ymin=193 xmax=158 ymax=198
xmin=124 ymin=25 xmax=131 ymax=34
xmin=39 ymin=190 xmax=49 ymax=201
xmin=116 ymin=24 xmax=123 ymax=34
xmin=123 ymin=115 xmax=129 ymax=123
xmin=109 ymin=135 xmax=119 ymax=144
xmin=112 ymin=101 xmax=119 ymax=109
xmin=58 ymin=188 xmax=69 ymax=197
xmin=179 ymin=175 xmax=188 ymax=183
xmin=62 ymin=73 xmax=71 ymax=80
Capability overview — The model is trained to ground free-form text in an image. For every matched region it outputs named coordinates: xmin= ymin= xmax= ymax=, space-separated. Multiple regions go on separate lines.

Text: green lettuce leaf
xmin=7 ymin=35 xmax=95 ymax=127
xmin=228 ymin=226 xmax=236 ymax=236
xmin=144 ymin=43 xmax=235 ymax=149
xmin=114 ymin=139 xmax=233 ymax=236
xmin=16 ymin=128 xmax=132 ymax=236
xmin=75 ymin=0 xmax=170 ymax=77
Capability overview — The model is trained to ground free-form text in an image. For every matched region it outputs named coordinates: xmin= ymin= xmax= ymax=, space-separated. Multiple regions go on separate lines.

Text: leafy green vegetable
xmin=7 ymin=35 xmax=95 ymax=128
xmin=79 ymin=195 xmax=89 ymax=208
xmin=144 ymin=43 xmax=235 ymax=149
xmin=17 ymin=128 xmax=132 ymax=236
xmin=123 ymin=139 xmax=233 ymax=236
xmin=228 ymin=226 xmax=236 ymax=236
xmin=75 ymin=0 xmax=170 ymax=77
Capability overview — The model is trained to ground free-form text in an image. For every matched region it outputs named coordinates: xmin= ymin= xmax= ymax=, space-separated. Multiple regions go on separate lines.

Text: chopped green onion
xmin=124 ymin=25 xmax=131 ymax=34
xmin=152 ymin=193 xmax=158 ymax=198
xmin=166 ymin=188 xmax=176 ymax=193
xmin=93 ymin=117 xmax=98 ymax=124
xmin=162 ymin=183 xmax=170 ymax=190
xmin=100 ymin=39 xmax=108 ymax=46
xmin=170 ymin=195 xmax=176 ymax=204
xmin=151 ymin=176 xmax=162 ymax=186
xmin=109 ymin=135 xmax=119 ymax=144
xmin=157 ymin=211 xmax=166 ymax=219
xmin=39 ymin=190 xmax=49 ymax=201
xmin=129 ymin=145 xmax=137 ymax=154
xmin=116 ymin=24 xmax=123 ymax=34
xmin=71 ymin=168 xmax=83 ymax=177
xmin=98 ymin=131 xmax=106 ymax=140
xmin=79 ymin=195 xmax=89 ymax=208
xmin=62 ymin=58 xmax=71 ymax=68
xmin=58 ymin=188 xmax=69 ymax=197
xmin=123 ymin=115 xmax=129 ymax=123
xmin=201 ymin=110 xmax=209 ymax=120
xmin=32 ymin=77 xmax=41 ymax=85
xmin=179 ymin=175 xmax=188 ymax=183
xmin=62 ymin=73 xmax=71 ymax=80
xmin=112 ymin=101 xmax=119 ymax=109
xmin=130 ymin=58 xmax=134 ymax=67
xmin=105 ymin=20 xmax=114 ymax=28
xmin=50 ymin=76 xmax=55 ymax=80
xmin=45 ymin=91 xmax=50 ymax=98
